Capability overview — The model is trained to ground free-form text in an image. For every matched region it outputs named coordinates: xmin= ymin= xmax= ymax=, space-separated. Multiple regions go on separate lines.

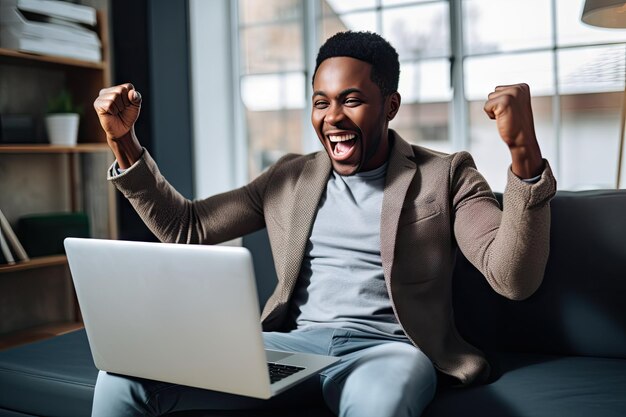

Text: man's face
xmin=311 ymin=57 xmax=400 ymax=176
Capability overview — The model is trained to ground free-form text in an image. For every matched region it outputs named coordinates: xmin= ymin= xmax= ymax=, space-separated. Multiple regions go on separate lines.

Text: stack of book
xmin=0 ymin=0 xmax=101 ymax=62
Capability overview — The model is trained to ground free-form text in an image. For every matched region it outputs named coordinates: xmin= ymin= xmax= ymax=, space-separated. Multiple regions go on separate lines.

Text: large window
xmin=463 ymin=0 xmax=625 ymax=190
xmin=237 ymin=0 xmax=306 ymax=178
xmin=235 ymin=0 xmax=626 ymax=190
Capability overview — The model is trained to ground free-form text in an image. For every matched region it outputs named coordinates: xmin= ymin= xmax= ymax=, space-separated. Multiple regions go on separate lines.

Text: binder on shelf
xmin=0 ymin=0 xmax=97 ymax=26
xmin=18 ymin=212 xmax=89 ymax=257
xmin=0 ymin=227 xmax=16 ymax=265
xmin=0 ymin=27 xmax=101 ymax=62
xmin=0 ymin=207 xmax=29 ymax=262
xmin=0 ymin=2 xmax=101 ymax=62
xmin=0 ymin=6 xmax=100 ymax=45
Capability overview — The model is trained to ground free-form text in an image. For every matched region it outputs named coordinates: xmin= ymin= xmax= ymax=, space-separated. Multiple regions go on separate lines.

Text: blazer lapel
xmin=281 ymin=152 xmax=331 ymax=300
xmin=380 ymin=133 xmax=417 ymax=281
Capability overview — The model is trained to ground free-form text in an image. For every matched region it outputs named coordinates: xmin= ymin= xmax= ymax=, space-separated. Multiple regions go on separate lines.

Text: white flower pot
xmin=45 ymin=113 xmax=80 ymax=145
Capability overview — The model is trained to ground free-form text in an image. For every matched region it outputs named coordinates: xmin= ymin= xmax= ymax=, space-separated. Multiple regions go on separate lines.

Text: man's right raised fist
xmin=94 ymin=83 xmax=141 ymax=140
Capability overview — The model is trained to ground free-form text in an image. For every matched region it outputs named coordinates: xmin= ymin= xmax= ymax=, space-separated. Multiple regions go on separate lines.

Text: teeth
xmin=328 ymin=134 xmax=356 ymax=142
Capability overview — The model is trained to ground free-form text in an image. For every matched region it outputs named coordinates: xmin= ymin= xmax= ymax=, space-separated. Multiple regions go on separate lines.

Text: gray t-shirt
xmin=292 ymin=162 xmax=408 ymax=340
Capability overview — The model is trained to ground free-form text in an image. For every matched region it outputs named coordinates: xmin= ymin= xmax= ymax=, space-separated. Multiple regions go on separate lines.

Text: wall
xmin=111 ymin=0 xmax=196 ymax=240
xmin=149 ymin=0 xmax=194 ymax=199
xmin=189 ymin=0 xmax=239 ymax=197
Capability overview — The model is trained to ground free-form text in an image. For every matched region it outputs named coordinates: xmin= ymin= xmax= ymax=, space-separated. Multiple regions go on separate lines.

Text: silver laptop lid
xmin=65 ymin=238 xmax=273 ymax=399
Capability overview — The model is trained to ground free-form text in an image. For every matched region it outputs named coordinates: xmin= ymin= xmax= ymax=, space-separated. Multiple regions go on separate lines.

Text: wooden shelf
xmin=0 ymin=143 xmax=110 ymax=154
xmin=0 ymin=255 xmax=67 ymax=273
xmin=0 ymin=8 xmax=113 ymax=344
xmin=0 ymin=47 xmax=105 ymax=70
xmin=0 ymin=321 xmax=84 ymax=351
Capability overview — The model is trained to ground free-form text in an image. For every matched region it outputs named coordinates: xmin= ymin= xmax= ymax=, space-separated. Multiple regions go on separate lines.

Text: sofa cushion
xmin=453 ymin=190 xmax=626 ymax=358
xmin=0 ymin=328 xmax=333 ymax=417
xmin=423 ymin=352 xmax=626 ymax=417
xmin=0 ymin=330 xmax=96 ymax=417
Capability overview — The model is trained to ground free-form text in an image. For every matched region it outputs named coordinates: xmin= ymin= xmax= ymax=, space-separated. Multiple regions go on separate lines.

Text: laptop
xmin=64 ymin=237 xmax=339 ymax=399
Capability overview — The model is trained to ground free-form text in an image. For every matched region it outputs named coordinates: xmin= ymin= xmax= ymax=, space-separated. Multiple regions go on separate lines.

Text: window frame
xmin=229 ymin=0 xmax=626 ymax=189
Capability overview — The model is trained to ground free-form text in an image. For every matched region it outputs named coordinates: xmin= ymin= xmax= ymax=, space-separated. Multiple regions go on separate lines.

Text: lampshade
xmin=582 ymin=0 xmax=626 ymax=28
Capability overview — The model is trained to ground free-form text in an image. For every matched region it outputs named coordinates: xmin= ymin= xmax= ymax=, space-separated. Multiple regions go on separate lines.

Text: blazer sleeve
xmin=108 ymin=149 xmax=277 ymax=244
xmin=451 ymin=151 xmax=557 ymax=300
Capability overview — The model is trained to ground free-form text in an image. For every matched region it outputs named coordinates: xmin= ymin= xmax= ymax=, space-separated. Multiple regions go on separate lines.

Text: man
xmin=93 ymin=31 xmax=556 ymax=417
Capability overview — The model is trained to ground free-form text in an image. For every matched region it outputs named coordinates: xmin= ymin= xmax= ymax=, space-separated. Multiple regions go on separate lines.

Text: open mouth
xmin=327 ymin=133 xmax=358 ymax=159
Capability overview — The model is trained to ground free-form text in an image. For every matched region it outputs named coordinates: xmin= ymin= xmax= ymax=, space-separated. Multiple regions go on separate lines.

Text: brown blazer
xmin=110 ymin=131 xmax=556 ymax=385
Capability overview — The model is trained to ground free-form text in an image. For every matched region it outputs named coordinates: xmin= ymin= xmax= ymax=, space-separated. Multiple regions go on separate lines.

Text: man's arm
xmin=452 ymin=83 xmax=556 ymax=300
xmin=107 ymin=150 xmax=270 ymax=244
xmin=94 ymin=83 xmax=268 ymax=244
xmin=452 ymin=153 xmax=555 ymax=300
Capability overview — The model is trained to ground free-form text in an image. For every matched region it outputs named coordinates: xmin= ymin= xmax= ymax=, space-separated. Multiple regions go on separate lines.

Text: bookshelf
xmin=1 ymin=14 xmax=111 ymax=143
xmin=0 ymin=255 xmax=67 ymax=273
xmin=0 ymin=143 xmax=111 ymax=153
xmin=0 ymin=5 xmax=113 ymax=349
xmin=0 ymin=47 xmax=106 ymax=70
xmin=0 ymin=143 xmax=117 ymax=237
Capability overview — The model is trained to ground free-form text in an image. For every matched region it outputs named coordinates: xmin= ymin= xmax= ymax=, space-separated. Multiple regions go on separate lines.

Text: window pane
xmin=320 ymin=11 xmax=377 ymax=43
xmin=246 ymin=109 xmax=303 ymax=178
xmin=398 ymin=59 xmax=452 ymax=103
xmin=239 ymin=0 xmax=301 ymax=25
xmin=463 ymin=0 xmax=552 ymax=55
xmin=558 ymin=45 xmax=626 ymax=189
xmin=468 ymin=96 xmax=555 ymax=192
xmin=321 ymin=0 xmax=376 ymax=15
xmin=558 ymin=45 xmax=626 ymax=95
xmin=557 ymin=45 xmax=625 ymax=189
xmin=464 ymin=52 xmax=555 ymax=101
xmin=243 ymin=73 xmax=305 ymax=178
xmin=560 ymin=92 xmax=623 ymax=189
xmin=241 ymin=73 xmax=306 ymax=111
xmin=556 ymin=0 xmax=626 ymax=46
xmin=391 ymin=102 xmax=451 ymax=153
xmin=382 ymin=2 xmax=450 ymax=60
xmin=241 ymin=24 xmax=303 ymax=74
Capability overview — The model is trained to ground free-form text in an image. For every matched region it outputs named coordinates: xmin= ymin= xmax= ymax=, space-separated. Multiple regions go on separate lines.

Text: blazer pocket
xmin=399 ymin=201 xmax=441 ymax=226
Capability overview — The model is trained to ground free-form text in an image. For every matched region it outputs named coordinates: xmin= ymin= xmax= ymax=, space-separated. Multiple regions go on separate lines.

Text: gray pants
xmin=91 ymin=327 xmax=437 ymax=417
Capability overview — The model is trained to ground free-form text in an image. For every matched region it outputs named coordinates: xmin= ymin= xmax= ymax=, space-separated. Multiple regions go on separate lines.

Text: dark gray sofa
xmin=1 ymin=190 xmax=625 ymax=417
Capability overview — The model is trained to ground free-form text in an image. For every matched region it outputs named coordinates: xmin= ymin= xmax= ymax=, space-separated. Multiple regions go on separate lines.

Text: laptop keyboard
xmin=268 ymin=362 xmax=305 ymax=383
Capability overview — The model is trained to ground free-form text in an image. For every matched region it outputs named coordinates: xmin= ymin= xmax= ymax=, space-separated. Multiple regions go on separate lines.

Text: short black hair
xmin=313 ymin=31 xmax=400 ymax=97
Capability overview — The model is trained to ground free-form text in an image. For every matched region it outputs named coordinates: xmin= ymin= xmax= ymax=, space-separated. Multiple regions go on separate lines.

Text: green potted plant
xmin=45 ymin=90 xmax=82 ymax=146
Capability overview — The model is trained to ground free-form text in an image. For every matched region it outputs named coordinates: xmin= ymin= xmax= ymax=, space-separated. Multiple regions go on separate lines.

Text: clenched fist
xmin=94 ymin=83 xmax=141 ymax=140
xmin=484 ymin=83 xmax=544 ymax=179
xmin=94 ymin=83 xmax=143 ymax=169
